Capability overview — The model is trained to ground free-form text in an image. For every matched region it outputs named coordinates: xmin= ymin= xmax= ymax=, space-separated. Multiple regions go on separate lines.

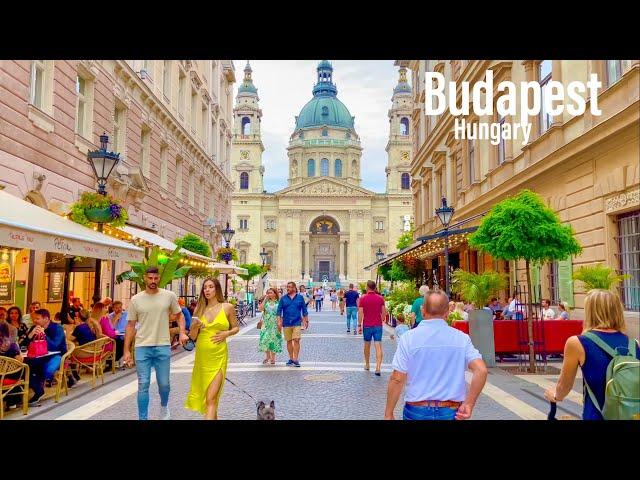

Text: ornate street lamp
xmin=375 ymin=248 xmax=384 ymax=291
xmin=221 ymin=222 xmax=235 ymax=300
xmin=435 ymin=196 xmax=455 ymax=296
xmin=260 ymin=247 xmax=268 ymax=266
xmin=376 ymin=248 xmax=385 ymax=263
xmin=87 ymin=133 xmax=120 ymax=305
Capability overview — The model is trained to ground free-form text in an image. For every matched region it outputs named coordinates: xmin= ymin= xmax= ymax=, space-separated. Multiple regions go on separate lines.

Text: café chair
xmin=70 ymin=337 xmax=113 ymax=389
xmin=0 ymin=356 xmax=30 ymax=419
xmin=54 ymin=342 xmax=76 ymax=403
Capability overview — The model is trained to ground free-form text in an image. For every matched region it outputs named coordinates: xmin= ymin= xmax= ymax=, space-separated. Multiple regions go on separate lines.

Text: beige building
xmin=397 ymin=59 xmax=638 ymax=336
xmin=0 ymin=60 xmax=235 ymax=311
xmin=231 ymin=61 xmax=413 ymax=285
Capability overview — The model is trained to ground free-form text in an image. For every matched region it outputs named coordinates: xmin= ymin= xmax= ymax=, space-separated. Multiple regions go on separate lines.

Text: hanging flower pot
xmin=70 ymin=192 xmax=129 ymax=228
xmin=85 ymin=207 xmax=113 ymax=223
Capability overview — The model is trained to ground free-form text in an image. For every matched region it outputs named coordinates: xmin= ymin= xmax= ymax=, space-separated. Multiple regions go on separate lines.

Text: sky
xmin=232 ymin=60 xmax=406 ymax=193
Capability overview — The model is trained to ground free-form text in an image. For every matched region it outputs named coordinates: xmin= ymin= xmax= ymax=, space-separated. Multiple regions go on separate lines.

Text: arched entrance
xmin=309 ymin=216 xmax=340 ymax=282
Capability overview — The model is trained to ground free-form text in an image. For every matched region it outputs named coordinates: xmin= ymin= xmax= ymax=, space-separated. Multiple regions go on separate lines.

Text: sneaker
xmin=160 ymin=405 xmax=171 ymax=420
xmin=28 ymin=393 xmax=43 ymax=406
xmin=67 ymin=377 xmax=76 ymax=388
xmin=72 ymin=371 xmax=81 ymax=381
xmin=286 ymin=359 xmax=294 ymax=366
xmin=353 ymin=330 xmax=358 ymax=335
xmin=347 ymin=329 xmax=350 ymax=333
xmin=293 ymin=360 xmax=301 ymax=367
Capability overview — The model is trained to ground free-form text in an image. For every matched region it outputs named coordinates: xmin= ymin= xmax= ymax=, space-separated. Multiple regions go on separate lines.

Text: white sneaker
xmin=160 ymin=405 xmax=171 ymax=420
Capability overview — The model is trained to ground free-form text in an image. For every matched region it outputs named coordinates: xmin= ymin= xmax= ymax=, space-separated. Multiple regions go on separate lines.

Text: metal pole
xmin=92 ymin=223 xmax=103 ymax=305
xmin=444 ymin=227 xmax=450 ymax=296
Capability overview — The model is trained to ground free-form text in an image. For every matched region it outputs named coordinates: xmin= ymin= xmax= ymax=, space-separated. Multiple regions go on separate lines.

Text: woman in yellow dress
xmin=185 ymin=278 xmax=239 ymax=419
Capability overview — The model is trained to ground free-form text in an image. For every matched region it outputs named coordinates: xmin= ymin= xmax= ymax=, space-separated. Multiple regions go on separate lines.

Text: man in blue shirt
xmin=344 ymin=283 xmax=360 ymax=335
xmin=276 ymin=281 xmax=309 ymax=367
xmin=108 ymin=301 xmax=129 ymax=339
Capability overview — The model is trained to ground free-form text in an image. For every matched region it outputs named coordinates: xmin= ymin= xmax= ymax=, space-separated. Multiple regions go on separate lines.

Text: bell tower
xmin=385 ymin=66 xmax=413 ymax=194
xmin=231 ymin=61 xmax=265 ymax=193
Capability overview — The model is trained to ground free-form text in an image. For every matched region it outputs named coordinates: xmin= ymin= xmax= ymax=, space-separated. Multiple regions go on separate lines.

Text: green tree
xmin=468 ymin=189 xmax=582 ymax=372
xmin=573 ymin=264 xmax=630 ymax=291
xmin=116 ymin=246 xmax=191 ymax=289
xmin=174 ymin=233 xmax=213 ymax=298
xmin=396 ymin=223 xmax=414 ymax=250
xmin=451 ymin=269 xmax=506 ymax=309
xmin=237 ymin=263 xmax=266 ymax=294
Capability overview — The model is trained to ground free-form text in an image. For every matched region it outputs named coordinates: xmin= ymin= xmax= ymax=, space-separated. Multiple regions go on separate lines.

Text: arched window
xmin=320 ymin=158 xmax=329 ymax=177
xmin=400 ymin=117 xmax=409 ymax=136
xmin=241 ymin=117 xmax=251 ymax=135
xmin=321 ymin=106 xmax=329 ymax=116
xmin=240 ymin=172 xmax=249 ymax=190
xmin=307 ymin=159 xmax=315 ymax=177
xmin=334 ymin=159 xmax=342 ymax=177
xmin=239 ymin=250 xmax=247 ymax=264
xmin=352 ymin=160 xmax=358 ymax=177
xmin=321 ymin=128 xmax=328 ymax=137
xmin=401 ymin=173 xmax=410 ymax=190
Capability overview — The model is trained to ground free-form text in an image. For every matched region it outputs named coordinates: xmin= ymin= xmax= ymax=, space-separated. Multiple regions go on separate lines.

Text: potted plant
xmin=70 ymin=191 xmax=128 ymax=227
xmin=116 ymin=246 xmax=191 ymax=289
xmin=451 ymin=269 xmax=506 ymax=367
xmin=573 ymin=264 xmax=631 ymax=291
xmin=216 ymin=247 xmax=238 ymax=263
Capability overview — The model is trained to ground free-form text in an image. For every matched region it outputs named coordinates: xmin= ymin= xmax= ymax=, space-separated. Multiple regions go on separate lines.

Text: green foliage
xmin=451 ymin=269 xmax=506 ymax=309
xmin=469 ymin=189 xmax=583 ymax=264
xmin=386 ymin=281 xmax=419 ymax=305
xmin=573 ymin=264 xmax=631 ymax=291
xmin=379 ymin=263 xmax=392 ymax=282
xmin=116 ymin=246 xmax=191 ymax=288
xmin=396 ymin=223 xmax=414 ymax=250
xmin=238 ymin=263 xmax=266 ymax=291
xmin=70 ymin=191 xmax=128 ymax=228
xmin=392 ymin=303 xmax=409 ymax=317
xmin=174 ymin=233 xmax=212 ymax=257
xmin=358 ymin=282 xmax=367 ymax=294
xmin=447 ymin=310 xmax=463 ymax=326
xmin=389 ymin=260 xmax=410 ymax=282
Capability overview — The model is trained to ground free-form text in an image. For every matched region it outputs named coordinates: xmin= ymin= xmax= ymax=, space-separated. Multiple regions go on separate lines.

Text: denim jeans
xmin=346 ymin=307 xmax=358 ymax=330
xmin=29 ymin=354 xmax=62 ymax=397
xmin=315 ymin=300 xmax=322 ymax=312
xmin=403 ymin=403 xmax=457 ymax=420
xmin=135 ymin=345 xmax=171 ymax=420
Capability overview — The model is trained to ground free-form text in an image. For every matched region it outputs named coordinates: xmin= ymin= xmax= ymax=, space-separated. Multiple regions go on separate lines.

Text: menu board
xmin=48 ymin=271 xmax=65 ymax=303
xmin=0 ymin=255 xmax=13 ymax=303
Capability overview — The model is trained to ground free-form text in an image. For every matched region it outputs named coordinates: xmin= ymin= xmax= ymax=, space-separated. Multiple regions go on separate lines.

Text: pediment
xmin=275 ymin=178 xmax=375 ymax=197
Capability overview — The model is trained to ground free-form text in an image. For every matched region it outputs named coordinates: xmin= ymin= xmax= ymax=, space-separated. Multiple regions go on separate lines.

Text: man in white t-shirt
xmin=541 ymin=299 xmax=555 ymax=320
xmin=122 ymin=266 xmax=187 ymax=420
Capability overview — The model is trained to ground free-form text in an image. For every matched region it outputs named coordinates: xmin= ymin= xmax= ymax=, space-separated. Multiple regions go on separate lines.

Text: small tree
xmin=469 ymin=189 xmax=582 ymax=372
xmin=174 ymin=233 xmax=213 ymax=298
xmin=451 ymin=269 xmax=506 ymax=309
xmin=573 ymin=264 xmax=631 ymax=291
xmin=237 ymin=263 xmax=266 ymax=295
xmin=396 ymin=223 xmax=414 ymax=250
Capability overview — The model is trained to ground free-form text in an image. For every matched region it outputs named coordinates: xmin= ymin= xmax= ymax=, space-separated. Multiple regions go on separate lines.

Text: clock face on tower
xmin=401 ymin=151 xmax=409 ymax=161
xmin=240 ymin=150 xmax=250 ymax=160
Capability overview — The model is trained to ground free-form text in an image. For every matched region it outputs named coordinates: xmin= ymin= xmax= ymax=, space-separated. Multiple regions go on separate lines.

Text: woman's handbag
xmin=183 ymin=317 xmax=200 ymax=351
xmin=28 ymin=331 xmax=48 ymax=357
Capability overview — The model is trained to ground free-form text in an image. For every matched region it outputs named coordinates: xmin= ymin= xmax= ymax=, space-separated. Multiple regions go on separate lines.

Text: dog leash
xmin=224 ymin=376 xmax=260 ymax=405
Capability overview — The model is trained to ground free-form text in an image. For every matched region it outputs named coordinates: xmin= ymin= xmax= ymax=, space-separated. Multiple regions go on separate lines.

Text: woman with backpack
xmin=544 ymin=289 xmax=640 ymax=420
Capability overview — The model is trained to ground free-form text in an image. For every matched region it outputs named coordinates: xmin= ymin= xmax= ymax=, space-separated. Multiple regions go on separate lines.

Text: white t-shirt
xmin=542 ymin=308 xmax=555 ymax=320
xmin=127 ymin=288 xmax=181 ymax=347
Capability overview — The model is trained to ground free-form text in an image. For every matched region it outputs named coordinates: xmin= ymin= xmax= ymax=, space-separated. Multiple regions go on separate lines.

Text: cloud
xmin=233 ymin=60 xmax=401 ymax=193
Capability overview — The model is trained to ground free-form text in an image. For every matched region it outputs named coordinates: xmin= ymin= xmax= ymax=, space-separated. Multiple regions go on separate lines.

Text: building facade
xmin=400 ymin=59 xmax=639 ymax=337
xmin=231 ymin=62 xmax=413 ymax=285
xmin=0 ymin=59 xmax=235 ymax=311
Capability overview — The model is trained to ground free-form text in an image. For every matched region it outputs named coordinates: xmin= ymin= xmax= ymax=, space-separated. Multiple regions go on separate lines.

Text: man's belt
xmin=406 ymin=400 xmax=462 ymax=408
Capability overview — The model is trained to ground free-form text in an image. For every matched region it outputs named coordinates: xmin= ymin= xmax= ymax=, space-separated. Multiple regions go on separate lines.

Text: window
xmin=335 ymin=159 xmax=342 ymax=177
xmin=497 ymin=111 xmax=506 ymax=165
xmin=201 ymin=104 xmax=208 ymax=145
xmin=141 ymin=128 xmax=151 ymax=177
xmin=211 ymin=119 xmax=217 ymax=154
xmin=321 ymin=128 xmax=328 ymax=137
xmin=539 ymin=60 xmax=553 ymax=134
xmin=188 ymin=169 xmax=195 ymax=207
xmin=606 ymin=60 xmax=628 ymax=87
xmin=113 ymin=105 xmax=126 ymax=156
xmin=265 ymin=219 xmax=276 ymax=230
xmin=175 ymin=157 xmax=183 ymax=198
xmin=240 ymin=250 xmax=247 ymax=264
xmin=400 ymin=117 xmax=409 ymax=136
xmin=75 ymin=74 xmax=93 ymax=138
xmin=266 ymin=250 xmax=274 ymax=266
xmin=617 ymin=211 xmax=640 ymax=311
xmin=375 ymin=221 xmax=384 ymax=231
xmin=321 ymin=106 xmax=329 ymax=116
xmin=163 ymin=60 xmax=171 ymax=100
xmin=401 ymin=173 xmax=410 ymax=190
xmin=239 ymin=218 xmax=248 ymax=230
xmin=321 ymin=158 xmax=329 ymax=177
xmin=242 ymin=117 xmax=251 ymax=136
xmin=240 ymin=172 xmax=249 ymax=190
xmin=160 ymin=146 xmax=168 ymax=189
xmin=30 ymin=60 xmax=52 ymax=111
xmin=307 ymin=159 xmax=315 ymax=177
xmin=178 ymin=70 xmax=186 ymax=117
xmin=548 ymin=261 xmax=560 ymax=305
xmin=142 ymin=60 xmax=153 ymax=79
xmin=468 ymin=139 xmax=476 ymax=184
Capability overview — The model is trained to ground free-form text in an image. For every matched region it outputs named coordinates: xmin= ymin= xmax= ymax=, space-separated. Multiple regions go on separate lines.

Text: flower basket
xmin=85 ymin=207 xmax=114 ymax=223
xmin=70 ymin=192 xmax=128 ymax=228
xmin=216 ymin=247 xmax=238 ymax=262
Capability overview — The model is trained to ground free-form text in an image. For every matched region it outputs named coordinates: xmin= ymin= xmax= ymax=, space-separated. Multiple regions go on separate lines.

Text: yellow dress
xmin=184 ymin=307 xmax=229 ymax=414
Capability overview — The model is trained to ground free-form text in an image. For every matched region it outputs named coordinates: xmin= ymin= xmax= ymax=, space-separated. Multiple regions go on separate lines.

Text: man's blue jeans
xmin=403 ymin=403 xmax=457 ymax=420
xmin=346 ymin=307 xmax=358 ymax=331
xmin=30 ymin=354 xmax=62 ymax=397
xmin=135 ymin=345 xmax=171 ymax=420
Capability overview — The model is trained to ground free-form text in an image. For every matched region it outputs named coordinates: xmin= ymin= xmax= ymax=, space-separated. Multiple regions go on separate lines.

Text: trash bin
xmin=468 ymin=308 xmax=496 ymax=367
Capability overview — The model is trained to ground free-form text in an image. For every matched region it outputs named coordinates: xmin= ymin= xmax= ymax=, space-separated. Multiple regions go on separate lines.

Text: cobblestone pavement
xmin=21 ymin=307 xmax=585 ymax=420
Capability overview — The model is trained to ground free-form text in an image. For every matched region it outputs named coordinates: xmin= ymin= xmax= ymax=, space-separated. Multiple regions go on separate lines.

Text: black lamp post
xmin=260 ymin=247 xmax=268 ymax=267
xmin=375 ymin=248 xmax=384 ymax=290
xmin=435 ymin=196 xmax=455 ymax=296
xmin=88 ymin=133 xmax=120 ymax=305
xmin=221 ymin=221 xmax=235 ymax=300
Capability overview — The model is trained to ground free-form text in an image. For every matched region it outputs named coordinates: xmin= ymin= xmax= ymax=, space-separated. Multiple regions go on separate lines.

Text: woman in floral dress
xmin=258 ymin=287 xmax=282 ymax=365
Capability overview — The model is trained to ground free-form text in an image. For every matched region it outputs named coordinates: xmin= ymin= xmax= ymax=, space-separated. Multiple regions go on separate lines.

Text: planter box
xmin=468 ymin=308 xmax=496 ymax=367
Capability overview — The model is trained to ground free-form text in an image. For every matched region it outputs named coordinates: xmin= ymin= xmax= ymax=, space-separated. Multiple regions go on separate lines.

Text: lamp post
xmin=375 ymin=247 xmax=384 ymax=291
xmin=88 ymin=133 xmax=120 ymax=305
xmin=221 ymin=221 xmax=235 ymax=300
xmin=435 ymin=196 xmax=455 ymax=296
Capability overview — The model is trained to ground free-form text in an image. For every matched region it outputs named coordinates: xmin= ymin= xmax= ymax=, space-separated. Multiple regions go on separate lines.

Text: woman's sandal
xmin=270 ymin=360 xmax=276 ymax=365
xmin=262 ymin=359 xmax=270 ymax=365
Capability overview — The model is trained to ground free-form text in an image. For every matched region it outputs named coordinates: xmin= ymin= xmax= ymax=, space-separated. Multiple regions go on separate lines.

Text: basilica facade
xmin=231 ymin=61 xmax=413 ymax=285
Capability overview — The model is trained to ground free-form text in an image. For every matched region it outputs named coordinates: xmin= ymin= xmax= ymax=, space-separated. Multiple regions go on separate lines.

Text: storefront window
xmin=617 ymin=211 xmax=640 ymax=311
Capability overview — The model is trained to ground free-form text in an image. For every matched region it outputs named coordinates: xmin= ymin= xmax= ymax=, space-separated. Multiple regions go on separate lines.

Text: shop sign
xmin=48 ymin=271 xmax=64 ymax=303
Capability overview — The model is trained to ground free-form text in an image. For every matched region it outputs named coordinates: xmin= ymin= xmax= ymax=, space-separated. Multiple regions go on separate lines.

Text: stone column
xmin=339 ymin=239 xmax=347 ymax=281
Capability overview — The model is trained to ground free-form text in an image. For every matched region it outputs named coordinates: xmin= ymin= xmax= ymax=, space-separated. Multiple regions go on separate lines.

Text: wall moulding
xmin=605 ymin=188 xmax=640 ymax=214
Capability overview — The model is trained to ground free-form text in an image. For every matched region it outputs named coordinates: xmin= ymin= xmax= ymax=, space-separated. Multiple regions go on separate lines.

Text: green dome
xmin=295 ymin=96 xmax=354 ymax=130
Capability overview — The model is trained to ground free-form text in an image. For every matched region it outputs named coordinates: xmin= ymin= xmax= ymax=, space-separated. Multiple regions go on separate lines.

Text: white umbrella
xmin=209 ymin=262 xmax=248 ymax=275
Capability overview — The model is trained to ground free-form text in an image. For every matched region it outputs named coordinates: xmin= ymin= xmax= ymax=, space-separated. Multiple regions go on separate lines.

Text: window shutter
xmin=557 ymin=257 xmax=574 ymax=308
xmin=531 ymin=264 xmax=541 ymax=303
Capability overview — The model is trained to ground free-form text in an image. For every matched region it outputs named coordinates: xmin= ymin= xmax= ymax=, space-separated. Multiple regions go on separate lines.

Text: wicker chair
xmin=0 ymin=356 xmax=30 ymax=419
xmin=54 ymin=341 xmax=76 ymax=403
xmin=100 ymin=336 xmax=117 ymax=375
xmin=70 ymin=337 xmax=114 ymax=388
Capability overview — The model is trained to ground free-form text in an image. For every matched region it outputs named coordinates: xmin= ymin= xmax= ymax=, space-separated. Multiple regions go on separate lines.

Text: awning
xmin=0 ymin=190 xmax=144 ymax=261
xmin=210 ymin=262 xmax=248 ymax=275
xmin=363 ymin=241 xmax=423 ymax=271
xmin=121 ymin=225 xmax=215 ymax=264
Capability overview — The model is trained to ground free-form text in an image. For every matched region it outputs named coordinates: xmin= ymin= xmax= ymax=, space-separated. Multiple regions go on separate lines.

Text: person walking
xmin=258 ymin=287 xmax=282 ymax=365
xmin=358 ymin=280 xmax=387 ymax=375
xmin=544 ymin=289 xmax=640 ymax=420
xmin=410 ymin=285 xmax=429 ymax=328
xmin=122 ymin=267 xmax=187 ymax=420
xmin=314 ymin=286 xmax=324 ymax=312
xmin=330 ymin=290 xmax=338 ymax=311
xmin=338 ymin=288 xmax=345 ymax=315
xmin=344 ymin=283 xmax=360 ymax=334
xmin=384 ymin=290 xmax=488 ymax=420
xmin=185 ymin=278 xmax=239 ymax=420
xmin=276 ymin=281 xmax=309 ymax=367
